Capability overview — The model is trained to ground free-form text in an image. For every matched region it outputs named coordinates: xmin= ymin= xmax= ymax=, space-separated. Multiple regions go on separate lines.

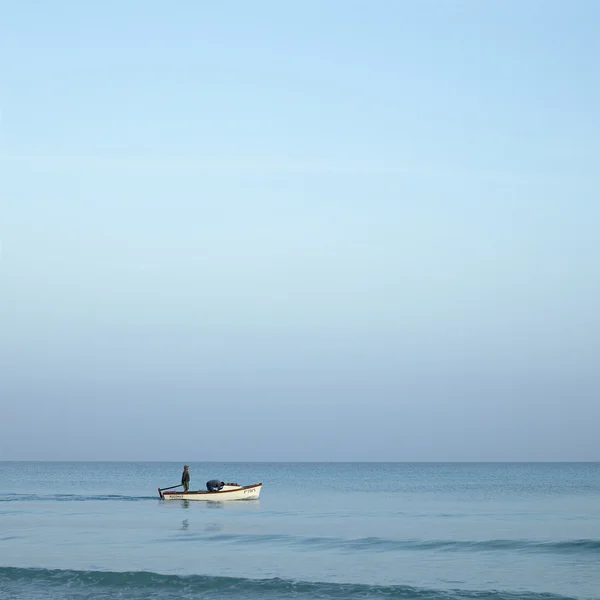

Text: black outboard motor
xmin=206 ymin=479 xmax=225 ymax=492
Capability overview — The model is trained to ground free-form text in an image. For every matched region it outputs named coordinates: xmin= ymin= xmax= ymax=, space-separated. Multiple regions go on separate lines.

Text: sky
xmin=0 ymin=0 xmax=599 ymax=461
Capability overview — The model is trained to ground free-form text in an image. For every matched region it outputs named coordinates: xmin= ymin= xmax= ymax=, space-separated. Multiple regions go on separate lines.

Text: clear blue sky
xmin=1 ymin=1 xmax=598 ymax=461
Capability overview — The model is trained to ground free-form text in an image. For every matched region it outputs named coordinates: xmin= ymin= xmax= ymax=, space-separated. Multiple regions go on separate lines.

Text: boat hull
xmin=160 ymin=483 xmax=262 ymax=501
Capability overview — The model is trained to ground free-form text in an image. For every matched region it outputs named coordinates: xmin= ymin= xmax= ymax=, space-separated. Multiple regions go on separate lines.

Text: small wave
xmin=172 ymin=532 xmax=600 ymax=555
xmin=0 ymin=567 xmax=578 ymax=600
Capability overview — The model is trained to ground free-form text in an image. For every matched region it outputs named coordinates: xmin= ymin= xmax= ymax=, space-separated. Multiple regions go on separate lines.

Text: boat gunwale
xmin=161 ymin=483 xmax=262 ymax=496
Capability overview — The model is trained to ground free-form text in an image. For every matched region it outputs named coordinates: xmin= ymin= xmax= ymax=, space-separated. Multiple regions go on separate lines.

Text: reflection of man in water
xmin=181 ymin=465 xmax=190 ymax=492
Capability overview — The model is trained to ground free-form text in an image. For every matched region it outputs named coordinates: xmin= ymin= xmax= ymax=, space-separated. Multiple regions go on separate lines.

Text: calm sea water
xmin=0 ymin=462 xmax=598 ymax=599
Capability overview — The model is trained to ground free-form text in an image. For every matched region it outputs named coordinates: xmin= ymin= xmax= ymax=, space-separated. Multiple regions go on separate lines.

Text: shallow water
xmin=1 ymin=462 xmax=598 ymax=599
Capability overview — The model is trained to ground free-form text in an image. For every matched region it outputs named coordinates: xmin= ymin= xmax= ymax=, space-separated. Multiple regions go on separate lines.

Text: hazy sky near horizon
xmin=1 ymin=1 xmax=599 ymax=461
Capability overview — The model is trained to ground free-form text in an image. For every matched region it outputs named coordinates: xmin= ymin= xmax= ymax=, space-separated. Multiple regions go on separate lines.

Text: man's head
xmin=184 ymin=465 xmax=189 ymax=470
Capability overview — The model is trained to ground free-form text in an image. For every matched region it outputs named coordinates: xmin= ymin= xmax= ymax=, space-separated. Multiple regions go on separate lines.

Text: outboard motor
xmin=206 ymin=479 xmax=224 ymax=492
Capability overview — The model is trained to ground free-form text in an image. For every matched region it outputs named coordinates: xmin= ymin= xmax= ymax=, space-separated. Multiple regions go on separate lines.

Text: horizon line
xmin=1 ymin=460 xmax=598 ymax=464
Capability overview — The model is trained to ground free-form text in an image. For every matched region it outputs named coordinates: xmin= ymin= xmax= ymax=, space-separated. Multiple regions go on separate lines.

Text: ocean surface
xmin=0 ymin=462 xmax=598 ymax=599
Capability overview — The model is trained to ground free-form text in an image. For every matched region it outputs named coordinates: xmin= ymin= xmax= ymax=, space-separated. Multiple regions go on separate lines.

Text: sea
xmin=0 ymin=462 xmax=598 ymax=600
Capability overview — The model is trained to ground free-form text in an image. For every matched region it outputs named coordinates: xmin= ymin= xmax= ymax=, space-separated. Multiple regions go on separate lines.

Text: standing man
xmin=181 ymin=465 xmax=190 ymax=492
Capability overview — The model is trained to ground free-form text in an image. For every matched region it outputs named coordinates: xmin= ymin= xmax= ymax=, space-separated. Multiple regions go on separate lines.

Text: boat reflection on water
xmin=164 ymin=498 xmax=261 ymax=511
xmin=202 ymin=499 xmax=261 ymax=510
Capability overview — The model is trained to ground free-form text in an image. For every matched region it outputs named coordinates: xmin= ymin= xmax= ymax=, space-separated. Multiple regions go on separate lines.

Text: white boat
xmin=159 ymin=483 xmax=262 ymax=501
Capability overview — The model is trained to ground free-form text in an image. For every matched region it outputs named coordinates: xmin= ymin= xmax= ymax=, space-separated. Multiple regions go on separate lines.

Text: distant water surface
xmin=0 ymin=462 xmax=599 ymax=599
